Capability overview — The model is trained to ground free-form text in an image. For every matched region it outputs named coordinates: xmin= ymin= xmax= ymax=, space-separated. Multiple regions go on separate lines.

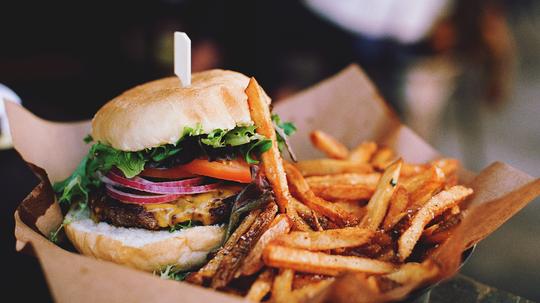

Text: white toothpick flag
xmin=174 ymin=32 xmax=191 ymax=87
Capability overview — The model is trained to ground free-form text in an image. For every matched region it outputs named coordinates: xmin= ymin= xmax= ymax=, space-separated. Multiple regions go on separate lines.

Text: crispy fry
xmin=400 ymin=163 xmax=428 ymax=177
xmin=292 ymin=279 xmax=335 ymax=303
xmin=349 ymin=141 xmax=378 ymax=163
xmin=310 ymin=184 xmax=374 ymax=201
xmin=422 ymin=209 xmax=462 ymax=244
xmin=292 ymin=273 xmax=329 ymax=290
xmin=332 ymin=200 xmax=366 ymax=219
xmin=246 ymin=269 xmax=274 ymax=302
xmin=246 ymin=77 xmax=291 ymax=213
xmin=212 ymin=203 xmax=278 ymax=289
xmin=289 ymin=198 xmax=316 ymax=231
xmin=272 ymin=269 xmax=295 ymax=303
xmin=274 ymin=227 xmax=374 ymax=251
xmin=306 ymin=173 xmax=381 ymax=187
xmin=310 ymin=130 xmax=350 ymax=159
xmin=432 ymin=158 xmax=459 ymax=177
xmin=401 ymin=165 xmax=445 ymax=193
xmin=295 ymin=159 xmax=373 ymax=177
xmin=285 ymin=162 xmax=359 ymax=226
xmin=326 ymin=272 xmax=382 ymax=303
xmin=307 ymin=173 xmax=380 ymax=200
xmin=242 ymin=214 xmax=292 ymax=276
xmin=408 ymin=181 xmax=444 ymax=210
xmin=264 ymin=244 xmax=395 ymax=276
xmin=382 ymin=186 xmax=409 ymax=230
xmin=360 ymin=159 xmax=402 ymax=230
xmin=384 ymin=260 xmax=439 ymax=285
xmin=398 ymin=186 xmax=473 ymax=260
xmin=371 ymin=147 xmax=395 ymax=170
xmin=193 ymin=209 xmax=261 ymax=283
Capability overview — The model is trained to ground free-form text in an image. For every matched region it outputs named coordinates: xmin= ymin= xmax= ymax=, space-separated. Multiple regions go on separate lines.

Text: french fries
xmin=186 ymin=125 xmax=474 ymax=302
xmin=272 ymin=269 xmax=295 ymax=303
xmin=284 ymin=162 xmax=359 ymax=226
xmin=242 ymin=214 xmax=292 ymax=275
xmin=264 ymin=244 xmax=395 ymax=276
xmin=310 ymin=130 xmax=349 ymax=159
xmin=384 ymin=261 xmax=439 ymax=285
xmin=295 ymin=159 xmax=373 ymax=177
xmin=291 ymin=279 xmax=334 ymax=303
xmin=246 ymin=269 xmax=274 ymax=302
xmin=360 ymin=159 xmax=402 ymax=230
xmin=307 ymin=173 xmax=380 ymax=201
xmin=382 ymin=186 xmax=409 ymax=230
xmin=306 ymin=173 xmax=381 ymax=187
xmin=246 ymin=77 xmax=291 ymax=214
xmin=212 ymin=202 xmax=278 ymax=288
xmin=371 ymin=147 xmax=395 ymax=169
xmin=192 ymin=209 xmax=261 ymax=284
xmin=402 ymin=165 xmax=445 ymax=193
xmin=273 ymin=227 xmax=374 ymax=250
xmin=349 ymin=141 xmax=377 ymax=163
xmin=398 ymin=186 xmax=473 ymax=260
xmin=309 ymin=184 xmax=374 ymax=201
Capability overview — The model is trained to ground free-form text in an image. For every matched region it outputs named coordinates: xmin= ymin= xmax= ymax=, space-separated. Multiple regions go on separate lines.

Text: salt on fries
xmin=190 ymin=124 xmax=473 ymax=302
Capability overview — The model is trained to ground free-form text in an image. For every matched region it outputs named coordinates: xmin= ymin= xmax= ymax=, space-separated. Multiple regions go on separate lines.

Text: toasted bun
xmin=64 ymin=208 xmax=224 ymax=272
xmin=92 ymin=69 xmax=260 ymax=151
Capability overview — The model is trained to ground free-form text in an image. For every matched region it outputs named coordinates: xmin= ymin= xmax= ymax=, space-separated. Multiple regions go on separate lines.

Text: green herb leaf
xmin=83 ymin=134 xmax=93 ymax=144
xmin=243 ymin=139 xmax=272 ymax=164
xmin=169 ymin=220 xmax=196 ymax=232
xmin=157 ymin=265 xmax=192 ymax=281
xmin=49 ymin=202 xmax=87 ymax=243
xmin=272 ymin=114 xmax=297 ymax=161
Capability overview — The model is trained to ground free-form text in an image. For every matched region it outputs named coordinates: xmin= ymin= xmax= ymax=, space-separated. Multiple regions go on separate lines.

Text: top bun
xmin=92 ymin=69 xmax=260 ymax=151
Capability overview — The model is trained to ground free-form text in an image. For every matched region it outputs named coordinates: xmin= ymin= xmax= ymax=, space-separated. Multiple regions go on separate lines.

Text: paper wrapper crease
xmin=8 ymin=64 xmax=540 ymax=302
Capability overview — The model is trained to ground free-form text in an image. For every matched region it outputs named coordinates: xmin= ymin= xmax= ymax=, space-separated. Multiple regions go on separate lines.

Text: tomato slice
xmin=140 ymin=158 xmax=252 ymax=183
xmin=182 ymin=159 xmax=252 ymax=183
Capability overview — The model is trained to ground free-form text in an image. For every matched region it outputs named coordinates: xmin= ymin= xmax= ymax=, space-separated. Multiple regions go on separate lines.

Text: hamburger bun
xmin=91 ymin=69 xmax=261 ymax=151
xmin=64 ymin=208 xmax=225 ymax=272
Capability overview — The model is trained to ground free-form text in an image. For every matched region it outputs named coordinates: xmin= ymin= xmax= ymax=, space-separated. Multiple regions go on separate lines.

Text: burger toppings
xmin=54 ymin=118 xmax=295 ymax=210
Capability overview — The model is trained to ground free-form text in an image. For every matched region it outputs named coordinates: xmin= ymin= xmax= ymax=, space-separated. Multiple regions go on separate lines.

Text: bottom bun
xmin=64 ymin=208 xmax=224 ymax=272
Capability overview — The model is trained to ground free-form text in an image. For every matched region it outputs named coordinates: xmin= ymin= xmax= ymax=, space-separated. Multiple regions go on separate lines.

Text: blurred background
xmin=0 ymin=0 xmax=538 ymax=301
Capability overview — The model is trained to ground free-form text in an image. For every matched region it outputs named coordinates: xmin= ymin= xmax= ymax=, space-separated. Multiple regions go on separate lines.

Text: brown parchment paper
xmin=8 ymin=64 xmax=540 ymax=303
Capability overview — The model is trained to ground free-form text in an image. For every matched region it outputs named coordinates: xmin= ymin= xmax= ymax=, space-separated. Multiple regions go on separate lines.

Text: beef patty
xmin=90 ymin=188 xmax=238 ymax=230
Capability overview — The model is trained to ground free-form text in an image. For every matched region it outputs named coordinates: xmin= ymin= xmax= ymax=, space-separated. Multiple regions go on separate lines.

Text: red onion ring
xmin=107 ymin=170 xmax=204 ymax=190
xmin=105 ymin=184 xmax=180 ymax=204
xmin=104 ymin=182 xmax=222 ymax=204
xmin=102 ymin=173 xmax=222 ymax=195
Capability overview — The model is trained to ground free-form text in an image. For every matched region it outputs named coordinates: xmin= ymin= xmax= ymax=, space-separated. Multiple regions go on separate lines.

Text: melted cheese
xmin=144 ymin=185 xmax=242 ymax=227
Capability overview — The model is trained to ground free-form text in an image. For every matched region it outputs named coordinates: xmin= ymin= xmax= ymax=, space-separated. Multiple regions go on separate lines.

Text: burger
xmin=52 ymin=69 xmax=295 ymax=272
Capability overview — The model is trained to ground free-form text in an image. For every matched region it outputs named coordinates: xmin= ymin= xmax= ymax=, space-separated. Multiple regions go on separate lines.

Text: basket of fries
xmin=9 ymin=64 xmax=540 ymax=303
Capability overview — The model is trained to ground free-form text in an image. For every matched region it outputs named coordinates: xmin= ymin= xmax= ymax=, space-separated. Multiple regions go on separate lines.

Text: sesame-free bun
xmin=64 ymin=208 xmax=225 ymax=272
xmin=92 ymin=69 xmax=260 ymax=151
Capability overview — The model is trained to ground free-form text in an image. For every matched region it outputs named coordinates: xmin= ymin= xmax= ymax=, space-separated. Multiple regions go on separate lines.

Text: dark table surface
xmin=1 ymin=148 xmax=533 ymax=302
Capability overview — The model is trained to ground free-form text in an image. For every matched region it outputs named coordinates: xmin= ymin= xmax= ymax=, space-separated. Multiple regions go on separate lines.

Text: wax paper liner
xmin=8 ymin=65 xmax=539 ymax=302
